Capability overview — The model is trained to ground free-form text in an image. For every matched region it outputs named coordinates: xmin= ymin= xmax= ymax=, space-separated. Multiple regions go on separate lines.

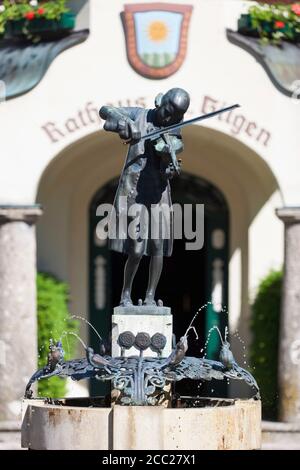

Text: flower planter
xmin=5 ymin=12 xmax=75 ymax=41
xmin=238 ymin=14 xmax=256 ymax=36
xmin=238 ymin=13 xmax=300 ymax=44
xmin=238 ymin=14 xmax=272 ymax=38
xmin=280 ymin=23 xmax=300 ymax=42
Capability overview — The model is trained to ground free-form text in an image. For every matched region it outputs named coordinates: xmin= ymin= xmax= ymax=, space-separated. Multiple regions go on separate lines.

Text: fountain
xmin=21 ymin=89 xmax=261 ymax=450
xmin=21 ymin=319 xmax=261 ymax=450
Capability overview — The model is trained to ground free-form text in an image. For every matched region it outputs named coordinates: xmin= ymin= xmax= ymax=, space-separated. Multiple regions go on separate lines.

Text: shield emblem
xmin=122 ymin=3 xmax=193 ymax=79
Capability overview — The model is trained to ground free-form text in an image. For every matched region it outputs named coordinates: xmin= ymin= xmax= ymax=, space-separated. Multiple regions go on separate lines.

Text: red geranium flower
xmin=275 ymin=21 xmax=285 ymax=29
xmin=24 ymin=11 xmax=35 ymax=20
xmin=37 ymin=8 xmax=45 ymax=16
xmin=292 ymin=4 xmax=300 ymax=16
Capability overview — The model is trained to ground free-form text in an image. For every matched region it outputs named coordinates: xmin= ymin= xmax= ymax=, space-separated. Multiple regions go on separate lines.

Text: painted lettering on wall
xmin=41 ymin=98 xmax=147 ymax=144
xmin=201 ymin=96 xmax=271 ymax=147
xmin=41 ymin=95 xmax=271 ymax=148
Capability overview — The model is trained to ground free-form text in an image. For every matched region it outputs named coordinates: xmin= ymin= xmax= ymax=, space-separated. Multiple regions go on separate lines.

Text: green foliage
xmin=37 ymin=272 xmax=79 ymax=398
xmin=250 ymin=269 xmax=282 ymax=420
xmin=241 ymin=2 xmax=300 ymax=45
xmin=0 ymin=0 xmax=69 ymax=35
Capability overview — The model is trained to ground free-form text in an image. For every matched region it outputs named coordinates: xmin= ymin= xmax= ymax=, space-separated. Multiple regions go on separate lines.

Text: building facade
xmin=0 ymin=0 xmax=300 ymax=423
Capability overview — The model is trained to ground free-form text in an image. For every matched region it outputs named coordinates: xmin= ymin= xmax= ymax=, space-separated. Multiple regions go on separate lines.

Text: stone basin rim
xmin=22 ymin=396 xmax=259 ymax=411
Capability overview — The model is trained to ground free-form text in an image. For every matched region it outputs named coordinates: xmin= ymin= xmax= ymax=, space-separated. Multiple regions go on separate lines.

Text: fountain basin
xmin=21 ymin=397 xmax=261 ymax=450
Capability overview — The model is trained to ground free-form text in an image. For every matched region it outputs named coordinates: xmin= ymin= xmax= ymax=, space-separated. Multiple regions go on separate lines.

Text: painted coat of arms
xmin=121 ymin=3 xmax=193 ymax=79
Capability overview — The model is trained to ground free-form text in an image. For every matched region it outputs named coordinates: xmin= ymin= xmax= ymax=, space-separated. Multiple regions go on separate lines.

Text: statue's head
xmin=155 ymin=88 xmax=190 ymax=127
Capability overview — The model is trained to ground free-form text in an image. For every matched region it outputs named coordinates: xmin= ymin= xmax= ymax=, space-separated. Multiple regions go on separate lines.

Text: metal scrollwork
xmin=25 ymin=335 xmax=260 ymax=405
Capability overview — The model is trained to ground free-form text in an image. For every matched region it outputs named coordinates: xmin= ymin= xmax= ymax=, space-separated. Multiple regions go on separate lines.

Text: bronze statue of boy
xmin=99 ymin=88 xmax=190 ymax=306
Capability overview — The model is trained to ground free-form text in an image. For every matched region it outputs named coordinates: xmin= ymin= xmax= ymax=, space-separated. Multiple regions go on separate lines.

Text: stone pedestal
xmin=112 ymin=306 xmax=172 ymax=358
xmin=276 ymin=207 xmax=300 ymax=423
xmin=0 ymin=206 xmax=42 ymax=423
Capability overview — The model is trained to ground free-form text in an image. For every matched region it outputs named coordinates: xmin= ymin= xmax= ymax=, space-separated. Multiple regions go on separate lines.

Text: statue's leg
xmin=144 ymin=255 xmax=163 ymax=305
xmin=120 ymin=252 xmax=142 ymax=306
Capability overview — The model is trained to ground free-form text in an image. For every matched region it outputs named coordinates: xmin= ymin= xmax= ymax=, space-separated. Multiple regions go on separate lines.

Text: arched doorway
xmin=89 ymin=172 xmax=229 ymax=396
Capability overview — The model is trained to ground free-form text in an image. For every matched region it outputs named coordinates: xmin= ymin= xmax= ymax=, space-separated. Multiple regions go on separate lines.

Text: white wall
xmin=0 ymin=0 xmax=299 ymax=206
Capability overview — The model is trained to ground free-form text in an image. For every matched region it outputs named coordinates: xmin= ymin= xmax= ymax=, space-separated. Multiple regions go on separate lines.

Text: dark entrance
xmin=89 ymin=173 xmax=229 ymax=396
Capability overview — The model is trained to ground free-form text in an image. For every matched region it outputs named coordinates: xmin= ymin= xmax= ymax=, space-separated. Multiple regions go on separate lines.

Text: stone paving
xmin=0 ymin=431 xmax=22 ymax=450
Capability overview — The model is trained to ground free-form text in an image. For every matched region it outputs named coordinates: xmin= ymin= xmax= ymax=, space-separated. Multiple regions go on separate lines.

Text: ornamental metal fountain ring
xmin=25 ymin=327 xmax=260 ymax=406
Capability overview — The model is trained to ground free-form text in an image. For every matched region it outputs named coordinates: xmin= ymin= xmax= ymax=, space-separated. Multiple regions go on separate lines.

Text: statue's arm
xmin=99 ymin=106 xmax=141 ymax=140
xmin=99 ymin=106 xmax=138 ymax=120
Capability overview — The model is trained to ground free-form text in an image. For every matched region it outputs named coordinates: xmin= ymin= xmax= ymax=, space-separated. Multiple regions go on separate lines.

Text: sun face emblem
xmin=122 ymin=3 xmax=193 ymax=79
xmin=147 ymin=20 xmax=169 ymax=41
